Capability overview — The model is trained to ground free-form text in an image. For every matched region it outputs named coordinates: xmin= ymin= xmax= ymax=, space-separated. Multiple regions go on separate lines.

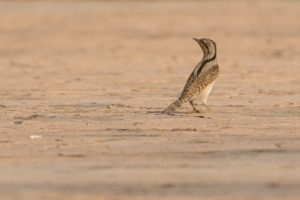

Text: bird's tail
xmin=162 ymin=99 xmax=184 ymax=114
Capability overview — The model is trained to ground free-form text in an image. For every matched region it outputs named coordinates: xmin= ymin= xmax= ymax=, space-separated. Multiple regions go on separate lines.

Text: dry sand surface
xmin=0 ymin=1 xmax=300 ymax=199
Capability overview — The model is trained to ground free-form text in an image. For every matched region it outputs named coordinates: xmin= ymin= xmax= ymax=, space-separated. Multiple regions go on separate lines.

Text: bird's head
xmin=193 ymin=38 xmax=216 ymax=57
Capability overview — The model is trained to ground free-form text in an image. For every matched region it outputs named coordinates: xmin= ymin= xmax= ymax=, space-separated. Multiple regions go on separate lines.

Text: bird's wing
xmin=180 ymin=64 xmax=219 ymax=99
xmin=195 ymin=64 xmax=219 ymax=87
xmin=179 ymin=72 xmax=198 ymax=99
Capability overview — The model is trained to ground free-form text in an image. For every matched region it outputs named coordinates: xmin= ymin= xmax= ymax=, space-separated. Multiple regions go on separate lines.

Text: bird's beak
xmin=193 ymin=38 xmax=199 ymax=42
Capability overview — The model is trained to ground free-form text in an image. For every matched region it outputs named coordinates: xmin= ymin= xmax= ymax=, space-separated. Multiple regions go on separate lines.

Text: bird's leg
xmin=202 ymin=101 xmax=211 ymax=112
xmin=189 ymin=100 xmax=201 ymax=113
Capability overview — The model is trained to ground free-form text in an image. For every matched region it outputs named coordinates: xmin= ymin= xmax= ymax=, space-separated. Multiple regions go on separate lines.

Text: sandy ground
xmin=0 ymin=1 xmax=300 ymax=199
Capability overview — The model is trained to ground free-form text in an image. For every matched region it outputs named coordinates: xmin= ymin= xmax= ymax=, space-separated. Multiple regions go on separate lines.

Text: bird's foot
xmin=192 ymin=108 xmax=201 ymax=113
xmin=203 ymin=104 xmax=211 ymax=112
xmin=187 ymin=108 xmax=201 ymax=113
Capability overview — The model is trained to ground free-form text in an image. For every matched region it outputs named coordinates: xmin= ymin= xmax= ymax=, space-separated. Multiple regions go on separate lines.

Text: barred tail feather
xmin=162 ymin=99 xmax=184 ymax=114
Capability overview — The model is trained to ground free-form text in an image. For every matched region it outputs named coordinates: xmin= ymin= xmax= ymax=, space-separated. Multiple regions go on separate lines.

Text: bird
xmin=162 ymin=38 xmax=219 ymax=114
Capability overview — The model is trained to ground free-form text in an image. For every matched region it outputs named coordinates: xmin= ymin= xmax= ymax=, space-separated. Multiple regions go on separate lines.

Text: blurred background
xmin=0 ymin=0 xmax=299 ymax=102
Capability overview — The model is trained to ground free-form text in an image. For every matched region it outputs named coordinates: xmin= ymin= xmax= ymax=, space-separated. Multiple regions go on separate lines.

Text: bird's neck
xmin=202 ymin=50 xmax=217 ymax=63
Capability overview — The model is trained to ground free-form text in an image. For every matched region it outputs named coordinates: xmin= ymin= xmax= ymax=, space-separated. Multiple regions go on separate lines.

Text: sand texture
xmin=0 ymin=1 xmax=300 ymax=199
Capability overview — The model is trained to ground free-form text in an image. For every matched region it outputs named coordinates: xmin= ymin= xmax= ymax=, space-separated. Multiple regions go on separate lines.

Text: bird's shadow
xmin=147 ymin=110 xmax=206 ymax=118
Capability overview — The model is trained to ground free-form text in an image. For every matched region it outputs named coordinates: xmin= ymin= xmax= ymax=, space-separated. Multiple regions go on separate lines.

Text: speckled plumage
xmin=163 ymin=38 xmax=219 ymax=114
